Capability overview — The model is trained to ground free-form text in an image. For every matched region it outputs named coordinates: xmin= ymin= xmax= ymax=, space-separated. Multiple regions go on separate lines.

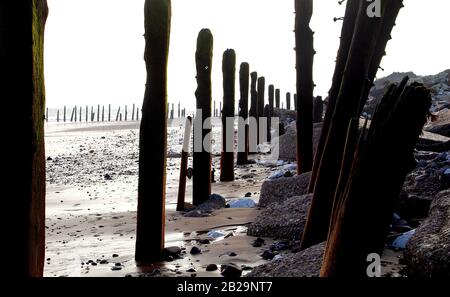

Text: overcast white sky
xmin=44 ymin=0 xmax=450 ymax=110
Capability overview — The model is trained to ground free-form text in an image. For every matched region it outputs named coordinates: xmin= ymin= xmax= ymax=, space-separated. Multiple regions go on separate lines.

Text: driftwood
xmin=135 ymin=0 xmax=171 ymax=263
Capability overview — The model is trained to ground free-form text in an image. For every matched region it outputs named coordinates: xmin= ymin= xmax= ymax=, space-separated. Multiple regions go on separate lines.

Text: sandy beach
xmin=44 ymin=118 xmax=277 ymax=277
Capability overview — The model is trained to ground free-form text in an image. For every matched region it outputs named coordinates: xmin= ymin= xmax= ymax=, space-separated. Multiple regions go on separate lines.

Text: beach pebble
xmin=198 ymin=239 xmax=210 ymax=245
xmin=186 ymin=268 xmax=196 ymax=273
xmin=112 ymin=254 xmax=119 ymax=258
xmin=163 ymin=246 xmax=181 ymax=257
xmin=252 ymin=237 xmax=265 ymax=247
xmin=220 ymin=263 xmax=242 ymax=278
xmin=261 ymin=250 xmax=276 ymax=260
xmin=190 ymin=246 xmax=201 ymax=255
xmin=268 ymin=171 xmax=284 ymax=180
xmin=245 ymin=192 xmax=252 ymax=197
xmin=272 ymin=255 xmax=283 ymax=261
xmin=206 ymin=264 xmax=218 ymax=271
xmin=111 ymin=266 xmax=122 ymax=271
xmin=104 ymin=174 xmax=112 ymax=180
xmin=228 ymin=252 xmax=237 ymax=257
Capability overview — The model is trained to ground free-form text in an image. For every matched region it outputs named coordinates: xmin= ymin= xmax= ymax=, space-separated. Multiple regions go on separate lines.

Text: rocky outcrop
xmin=404 ymin=189 xmax=450 ymax=277
xmin=247 ymin=194 xmax=312 ymax=240
xmin=245 ymin=242 xmax=325 ymax=277
xmin=278 ymin=121 xmax=322 ymax=161
xmin=258 ymin=172 xmax=311 ymax=207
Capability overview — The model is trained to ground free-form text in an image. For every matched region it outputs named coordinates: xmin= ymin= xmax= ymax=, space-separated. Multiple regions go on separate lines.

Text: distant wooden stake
xmin=135 ymin=0 xmax=171 ymax=263
xmin=176 ymin=116 xmax=193 ymax=211
xmin=97 ymin=104 xmax=100 ymax=122
xmin=286 ymin=92 xmax=291 ymax=110
xmin=193 ymin=28 xmax=213 ymax=206
xmin=116 ymin=107 xmax=121 ymax=121
xmin=275 ymin=88 xmax=280 ymax=109
xmin=102 ymin=106 xmax=104 ymax=122
xmin=132 ymin=103 xmax=135 ymax=120
xmin=257 ymin=77 xmax=265 ymax=145
xmin=46 ymin=108 xmax=48 ymax=122
xmin=63 ymin=106 xmax=66 ymax=122
xmin=220 ymin=49 xmax=236 ymax=182
xmin=108 ymin=104 xmax=111 ymax=121
xmin=57 ymin=109 xmax=59 ymax=122
xmin=249 ymin=72 xmax=258 ymax=153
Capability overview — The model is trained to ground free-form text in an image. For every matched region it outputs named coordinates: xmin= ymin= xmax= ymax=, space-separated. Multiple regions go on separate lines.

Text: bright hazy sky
xmin=44 ymin=0 xmax=450 ymax=110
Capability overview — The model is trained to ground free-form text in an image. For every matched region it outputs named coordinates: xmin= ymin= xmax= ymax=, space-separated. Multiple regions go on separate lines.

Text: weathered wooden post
xmin=102 ymin=106 xmax=105 ymax=122
xmin=294 ymin=94 xmax=298 ymax=111
xmin=79 ymin=106 xmax=82 ymax=122
xmin=213 ymin=100 xmax=216 ymax=117
xmin=116 ymin=106 xmax=121 ymax=121
xmin=257 ymin=77 xmax=265 ymax=145
xmin=301 ymin=0 xmax=390 ymax=250
xmin=85 ymin=106 xmax=88 ymax=122
xmin=171 ymin=103 xmax=174 ymax=119
xmin=286 ymin=92 xmax=291 ymax=110
xmin=91 ymin=106 xmax=95 ymax=122
xmin=219 ymin=102 xmax=222 ymax=117
xmin=74 ymin=105 xmax=77 ymax=122
xmin=237 ymin=62 xmax=250 ymax=165
xmin=135 ymin=0 xmax=171 ymax=263
xmin=63 ymin=106 xmax=66 ymax=122
xmin=57 ymin=109 xmax=59 ymax=122
xmin=275 ymin=88 xmax=280 ymax=108
xmin=70 ymin=107 xmax=74 ymax=122
xmin=177 ymin=116 xmax=193 ymax=211
xmin=193 ymin=28 xmax=213 ymax=206
xmin=108 ymin=104 xmax=111 ymax=121
xmin=249 ymin=72 xmax=258 ymax=153
xmin=125 ymin=105 xmax=128 ymax=121
xmin=268 ymin=85 xmax=274 ymax=142
xmin=308 ymin=0 xmax=360 ymax=193
xmin=295 ymin=0 xmax=315 ymax=174
xmin=132 ymin=103 xmax=136 ymax=120
xmin=313 ymin=96 xmax=323 ymax=123
xmin=220 ymin=49 xmax=236 ymax=182
xmin=4 ymin=0 xmax=49 ymax=276
xmin=97 ymin=104 xmax=100 ymax=122
xmin=137 ymin=107 xmax=140 ymax=121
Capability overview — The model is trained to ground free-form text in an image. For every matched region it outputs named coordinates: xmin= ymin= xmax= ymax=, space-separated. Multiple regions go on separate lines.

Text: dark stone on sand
xmin=190 ymin=246 xmax=201 ymax=255
xmin=261 ymin=250 xmax=276 ymax=260
xmin=206 ymin=264 xmax=218 ymax=271
xmin=246 ymin=242 xmax=325 ymax=277
xmin=404 ymin=189 xmax=450 ymax=277
xmin=104 ymin=174 xmax=112 ymax=180
xmin=198 ymin=239 xmax=210 ymax=244
xmin=248 ymin=194 xmax=312 ymax=240
xmin=111 ymin=266 xmax=122 ymax=271
xmin=252 ymin=237 xmax=265 ymax=247
xmin=163 ymin=246 xmax=182 ymax=257
xmin=228 ymin=252 xmax=237 ymax=257
xmin=115 ymin=263 xmax=122 ymax=266
xmin=259 ymin=173 xmax=311 ymax=207
xmin=47 ymin=157 xmax=53 ymax=161
xmin=184 ymin=194 xmax=226 ymax=217
xmin=220 ymin=263 xmax=242 ymax=278
xmin=186 ymin=268 xmax=196 ymax=273
xmin=99 ymin=260 xmax=108 ymax=264
xmin=187 ymin=167 xmax=193 ymax=179
xmin=245 ymin=192 xmax=252 ymax=197
xmin=112 ymin=254 xmax=119 ymax=257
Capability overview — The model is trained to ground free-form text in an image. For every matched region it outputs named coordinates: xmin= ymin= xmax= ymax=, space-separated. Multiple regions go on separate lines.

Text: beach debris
xmin=220 ymin=263 xmax=242 ymax=278
xmin=389 ymin=230 xmax=416 ymax=250
xmin=244 ymin=192 xmax=252 ymax=197
xmin=190 ymin=246 xmax=201 ymax=255
xmin=261 ymin=250 xmax=277 ymax=260
xmin=206 ymin=264 xmax=218 ymax=271
xmin=227 ymin=198 xmax=257 ymax=208
xmin=251 ymin=237 xmax=265 ymax=248
xmin=186 ymin=268 xmax=196 ymax=273
xmin=207 ymin=230 xmax=226 ymax=239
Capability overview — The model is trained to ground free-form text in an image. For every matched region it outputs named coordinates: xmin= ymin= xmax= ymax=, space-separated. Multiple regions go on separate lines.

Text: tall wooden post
xmin=177 ymin=116 xmax=193 ymax=211
xmin=313 ymin=96 xmax=323 ymax=123
xmin=63 ymin=106 xmax=66 ymax=122
xmin=97 ymin=104 xmax=100 ymax=122
xmin=275 ymin=88 xmax=280 ymax=108
xmin=308 ymin=0 xmax=360 ymax=193
xmin=249 ymin=72 xmax=258 ymax=153
xmin=79 ymin=106 xmax=82 ymax=122
xmin=91 ymin=106 xmax=94 ymax=122
xmin=220 ymin=49 xmax=236 ymax=182
xmin=193 ymin=29 xmax=213 ymax=206
xmin=85 ymin=106 xmax=88 ymax=122
xmin=301 ymin=0 xmax=389 ymax=250
xmin=286 ymin=92 xmax=291 ymax=110
xmin=102 ymin=106 xmax=105 ymax=122
xmin=125 ymin=105 xmax=128 ymax=121
xmin=268 ymin=85 xmax=274 ymax=142
xmin=135 ymin=0 xmax=171 ymax=263
xmin=116 ymin=106 xmax=121 ymax=121
xmin=4 ymin=0 xmax=49 ymax=276
xmin=237 ymin=62 xmax=249 ymax=165
xmin=295 ymin=0 xmax=315 ymax=174
xmin=257 ymin=77 xmax=265 ymax=145
xmin=74 ymin=105 xmax=77 ymax=122
xmin=57 ymin=109 xmax=59 ymax=122
xmin=108 ymin=104 xmax=111 ymax=121
xmin=132 ymin=103 xmax=136 ymax=120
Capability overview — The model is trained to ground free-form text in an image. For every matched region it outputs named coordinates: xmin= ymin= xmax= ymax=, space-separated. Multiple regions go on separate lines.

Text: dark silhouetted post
xmin=70 ymin=107 xmax=74 ymax=122
xmin=135 ymin=0 xmax=171 ymax=264
xmin=125 ymin=105 xmax=128 ymax=121
xmin=79 ymin=106 xmax=81 ymax=122
xmin=313 ymin=96 xmax=323 ymax=123
xmin=74 ymin=105 xmax=77 ymax=122
xmin=85 ymin=106 xmax=88 ymax=122
xmin=295 ymin=0 xmax=315 ymax=174
xmin=102 ymin=106 xmax=105 ymax=122
xmin=237 ymin=62 xmax=249 ymax=165
xmin=286 ymin=92 xmax=291 ymax=110
xmin=193 ymin=29 xmax=213 ymax=206
xmin=91 ymin=106 xmax=94 ymax=122
xmin=177 ymin=116 xmax=193 ymax=211
xmin=108 ymin=104 xmax=111 ymax=121
xmin=275 ymin=88 xmax=280 ymax=108
xmin=220 ymin=49 xmax=236 ymax=182
xmin=249 ymin=72 xmax=258 ymax=153
xmin=97 ymin=104 xmax=100 ymax=122
xmin=132 ymin=103 xmax=135 ymax=120
xmin=294 ymin=94 xmax=298 ymax=111
xmin=268 ymin=85 xmax=274 ymax=142
xmin=137 ymin=107 xmax=140 ymax=121
xmin=116 ymin=107 xmax=121 ymax=121
xmin=63 ymin=106 xmax=66 ymax=122
xmin=257 ymin=77 xmax=265 ymax=145
xmin=57 ymin=109 xmax=59 ymax=122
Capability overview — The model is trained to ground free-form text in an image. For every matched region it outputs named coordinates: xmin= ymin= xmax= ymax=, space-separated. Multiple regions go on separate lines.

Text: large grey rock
xmin=404 ymin=189 xmax=450 ymax=277
xmin=259 ymin=172 xmax=311 ymax=207
xmin=278 ymin=121 xmax=322 ymax=161
xmin=245 ymin=242 xmax=325 ymax=277
xmin=247 ymin=194 xmax=312 ymax=240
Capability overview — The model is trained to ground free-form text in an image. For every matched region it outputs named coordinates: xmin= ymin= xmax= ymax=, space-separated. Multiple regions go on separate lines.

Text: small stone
xmin=206 ymin=264 xmax=218 ymax=271
xmin=261 ymin=250 xmax=276 ymax=260
xmin=186 ymin=268 xmax=196 ymax=273
xmin=198 ymin=239 xmax=210 ymax=245
xmin=115 ymin=263 xmax=122 ymax=266
xmin=99 ymin=260 xmax=108 ymax=264
xmin=245 ymin=192 xmax=252 ymax=197
xmin=111 ymin=266 xmax=122 ymax=271
xmin=228 ymin=252 xmax=237 ymax=257
xmin=190 ymin=246 xmax=201 ymax=255
xmin=163 ymin=246 xmax=182 ymax=257
xmin=112 ymin=254 xmax=119 ymax=257
xmin=220 ymin=263 xmax=242 ymax=278
xmin=47 ymin=157 xmax=53 ymax=161
xmin=104 ymin=174 xmax=112 ymax=180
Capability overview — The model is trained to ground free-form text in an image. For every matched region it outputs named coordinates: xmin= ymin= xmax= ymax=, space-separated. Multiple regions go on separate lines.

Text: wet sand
xmin=44 ymin=119 xmax=275 ymax=277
